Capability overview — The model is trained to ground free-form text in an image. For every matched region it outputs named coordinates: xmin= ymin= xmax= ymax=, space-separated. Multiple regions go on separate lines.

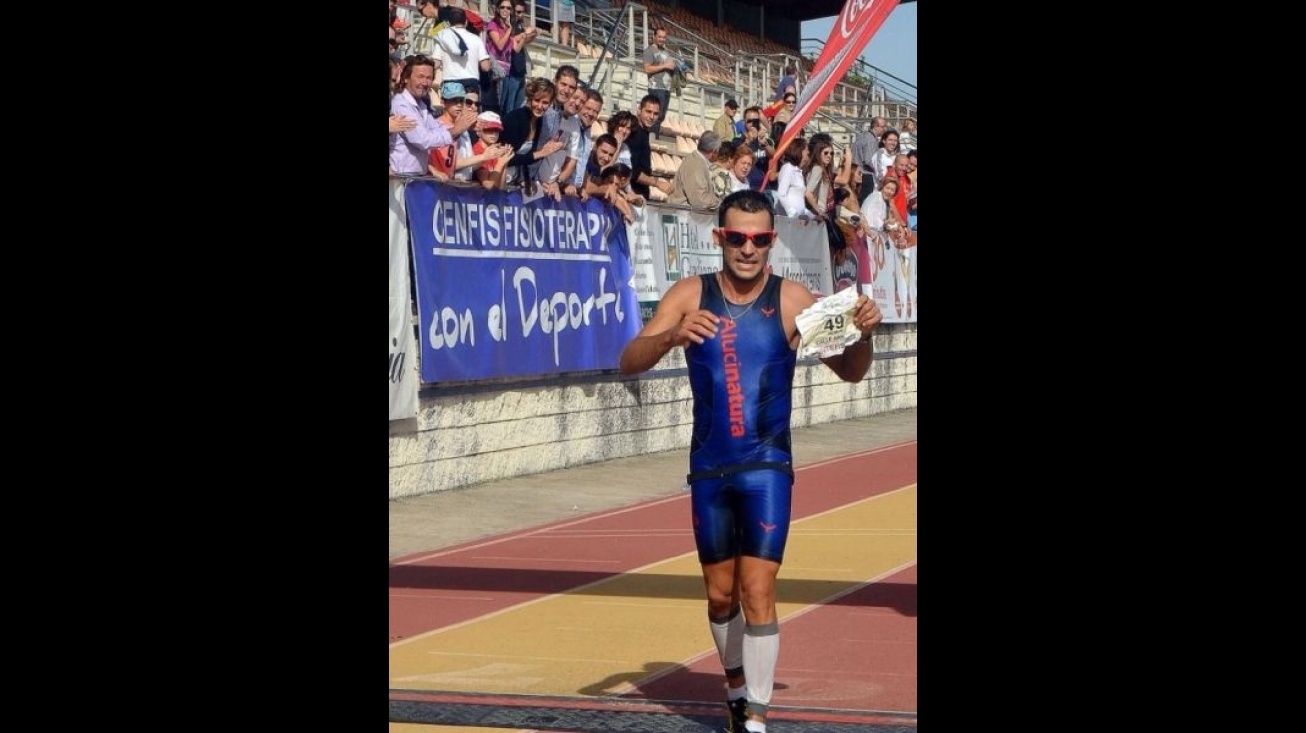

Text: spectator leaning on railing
xmin=537 ymin=65 xmax=580 ymax=144
xmin=628 ymin=94 xmax=675 ymax=199
xmin=581 ymin=134 xmax=636 ymax=223
xmin=535 ymin=83 xmax=586 ymax=202
xmin=390 ymin=54 xmax=477 ymax=175
xmin=427 ymin=81 xmax=474 ymax=181
xmin=563 ymin=88 xmax=605 ymax=198
xmin=470 ymin=111 xmax=515 ymax=189
xmin=499 ymin=77 xmax=565 ymax=190
xmin=607 ymin=111 xmax=637 ymax=167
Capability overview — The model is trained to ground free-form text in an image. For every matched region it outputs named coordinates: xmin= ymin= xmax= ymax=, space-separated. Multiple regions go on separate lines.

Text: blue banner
xmin=406 ymin=182 xmax=644 ymax=382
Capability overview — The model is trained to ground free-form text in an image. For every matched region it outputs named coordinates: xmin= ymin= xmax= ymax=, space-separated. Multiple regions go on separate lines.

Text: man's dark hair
xmin=583 ymin=87 xmax=604 ymax=105
xmin=639 ymin=93 xmax=661 ymax=110
xmin=601 ymin=162 xmax=633 ymax=181
xmin=446 ymin=6 xmax=466 ymax=25
xmin=555 ymin=65 xmax=580 ymax=83
xmin=718 ymin=189 xmax=775 ymax=228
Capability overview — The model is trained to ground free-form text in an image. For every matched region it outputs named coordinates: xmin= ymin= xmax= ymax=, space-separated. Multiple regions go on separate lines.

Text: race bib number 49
xmin=795 ymin=288 xmax=862 ymax=359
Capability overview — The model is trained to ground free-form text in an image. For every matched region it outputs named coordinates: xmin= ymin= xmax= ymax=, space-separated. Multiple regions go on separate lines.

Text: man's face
xmin=579 ymin=97 xmax=602 ymax=126
xmin=744 ymin=114 xmax=761 ymax=138
xmin=638 ymin=101 xmax=660 ymax=128
xmin=594 ymin=141 xmax=616 ymax=168
xmin=564 ymin=88 xmax=585 ymax=117
xmin=725 ymin=105 xmax=737 ymax=118
xmin=407 ymin=62 xmax=436 ymax=97
xmin=654 ymin=29 xmax=667 ymax=47
xmin=444 ymin=97 xmax=466 ymax=116
xmin=871 ymin=119 xmax=886 ymax=136
xmin=463 ymin=93 xmax=480 ymax=113
xmin=480 ymin=126 xmax=502 ymax=142
xmin=554 ymin=75 xmax=578 ymax=105
xmin=420 ymin=1 xmax=437 ymax=18
xmin=893 ymin=156 xmax=910 ymax=177
xmin=715 ymin=207 xmax=773 ymax=282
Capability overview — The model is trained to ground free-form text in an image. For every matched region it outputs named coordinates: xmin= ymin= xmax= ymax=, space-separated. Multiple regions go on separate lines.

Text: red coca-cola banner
xmin=762 ymin=0 xmax=900 ymax=189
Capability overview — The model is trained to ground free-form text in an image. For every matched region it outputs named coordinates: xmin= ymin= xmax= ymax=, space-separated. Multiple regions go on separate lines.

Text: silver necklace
xmin=719 ymin=273 xmax=765 ymax=320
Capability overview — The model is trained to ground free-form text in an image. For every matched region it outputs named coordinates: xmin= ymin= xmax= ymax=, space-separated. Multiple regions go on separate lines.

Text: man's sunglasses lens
xmin=723 ymin=231 xmax=774 ymax=247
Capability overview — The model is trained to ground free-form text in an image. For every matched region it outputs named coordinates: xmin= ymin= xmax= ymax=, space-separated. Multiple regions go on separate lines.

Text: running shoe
xmin=723 ymin=698 xmax=749 ymax=733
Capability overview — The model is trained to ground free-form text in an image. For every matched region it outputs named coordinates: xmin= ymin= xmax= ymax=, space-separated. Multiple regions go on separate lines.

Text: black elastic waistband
xmin=687 ymin=461 xmax=794 ymax=483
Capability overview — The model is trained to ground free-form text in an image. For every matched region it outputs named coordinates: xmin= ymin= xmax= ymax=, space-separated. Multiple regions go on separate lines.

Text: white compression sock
xmin=708 ymin=603 xmax=745 ymax=679
xmin=743 ymin=621 xmax=779 ymax=717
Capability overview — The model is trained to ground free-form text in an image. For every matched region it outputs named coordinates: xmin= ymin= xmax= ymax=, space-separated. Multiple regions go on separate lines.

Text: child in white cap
xmin=470 ymin=111 xmax=513 ymax=189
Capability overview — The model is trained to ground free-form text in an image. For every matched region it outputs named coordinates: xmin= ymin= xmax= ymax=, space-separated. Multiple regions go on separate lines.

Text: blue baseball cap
xmin=440 ymin=81 xmax=467 ymax=100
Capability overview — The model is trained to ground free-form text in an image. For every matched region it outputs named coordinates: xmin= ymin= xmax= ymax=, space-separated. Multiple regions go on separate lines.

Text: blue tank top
xmin=685 ymin=273 xmax=796 ymax=479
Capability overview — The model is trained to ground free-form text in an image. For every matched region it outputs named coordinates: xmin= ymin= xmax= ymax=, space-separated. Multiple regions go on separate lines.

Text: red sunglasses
xmin=717 ymin=229 xmax=776 ymax=247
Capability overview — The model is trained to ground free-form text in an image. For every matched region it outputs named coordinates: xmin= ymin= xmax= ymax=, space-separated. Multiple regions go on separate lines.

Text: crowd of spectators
xmin=390 ymin=4 xmax=917 ymax=262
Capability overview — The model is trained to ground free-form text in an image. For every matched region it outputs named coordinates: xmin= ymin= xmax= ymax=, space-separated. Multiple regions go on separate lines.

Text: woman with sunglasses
xmin=620 ymin=188 xmax=881 ymax=733
xmin=802 ymin=138 xmax=836 ymax=223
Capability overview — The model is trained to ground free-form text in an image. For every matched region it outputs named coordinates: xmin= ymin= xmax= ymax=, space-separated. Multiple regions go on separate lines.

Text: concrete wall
xmin=388 ymin=322 xmax=916 ymax=499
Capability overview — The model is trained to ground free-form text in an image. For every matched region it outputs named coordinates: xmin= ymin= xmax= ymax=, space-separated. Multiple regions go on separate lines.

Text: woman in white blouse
xmin=775 ymin=137 xmax=810 ymax=218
